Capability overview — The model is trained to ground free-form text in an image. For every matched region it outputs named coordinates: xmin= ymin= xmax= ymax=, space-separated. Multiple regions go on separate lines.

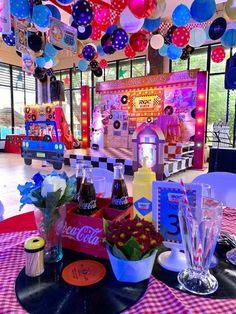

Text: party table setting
xmin=0 ymin=167 xmax=235 ymax=314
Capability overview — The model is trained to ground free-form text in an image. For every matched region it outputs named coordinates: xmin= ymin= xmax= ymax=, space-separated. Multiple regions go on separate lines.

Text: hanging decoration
xmin=71 ymin=22 xmax=92 ymax=40
xmin=158 ymin=43 xmax=168 ymax=56
xmin=124 ymin=45 xmax=136 ymax=58
xmin=99 ymin=59 xmax=108 ymax=69
xmin=94 ymin=7 xmax=111 ymax=28
xmin=172 ymin=27 xmax=190 ymax=48
xmin=111 ymin=28 xmax=128 ymax=50
xmin=10 ymin=0 xmax=30 ymax=19
xmin=129 ymin=32 xmax=148 ymax=52
xmin=225 ymin=0 xmax=236 ymax=20
xmin=97 ymin=44 xmax=105 ymax=57
xmin=90 ymin=25 xmax=102 ymax=41
xmin=120 ymin=7 xmax=144 ymax=34
xmin=221 ymin=29 xmax=236 ymax=48
xmin=101 ymin=34 xmax=116 ymax=55
xmin=82 ymin=44 xmax=96 ymax=61
xmin=72 ymin=0 xmax=94 ymax=26
xmin=32 ymin=5 xmax=52 ymax=28
xmin=172 ymin=4 xmax=191 ymax=27
xmin=127 ymin=0 xmax=156 ymax=19
xmin=208 ymin=17 xmax=227 ymax=40
xmin=2 ymin=29 xmax=15 ymax=46
xmin=189 ymin=27 xmax=206 ymax=47
xmin=111 ymin=0 xmax=127 ymax=12
xmin=190 ymin=0 xmax=216 ymax=23
xmin=35 ymin=57 xmax=46 ymax=68
xmin=164 ymin=25 xmax=177 ymax=44
xmin=211 ymin=46 xmax=225 ymax=63
xmin=22 ymin=53 xmax=35 ymax=74
xmin=0 ymin=0 xmax=11 ymax=34
xmin=90 ymin=60 xmax=99 ymax=71
xmin=56 ymin=0 xmax=73 ymax=5
xmin=78 ymin=59 xmax=89 ymax=71
xmin=28 ymin=34 xmax=43 ymax=52
xmin=143 ymin=17 xmax=161 ymax=33
xmin=46 ymin=4 xmax=61 ymax=20
xmin=45 ymin=43 xmax=58 ymax=58
xmin=150 ymin=34 xmax=164 ymax=50
xmin=93 ymin=67 xmax=103 ymax=77
xmin=15 ymin=21 xmax=27 ymax=54
xmin=167 ymin=43 xmax=182 ymax=60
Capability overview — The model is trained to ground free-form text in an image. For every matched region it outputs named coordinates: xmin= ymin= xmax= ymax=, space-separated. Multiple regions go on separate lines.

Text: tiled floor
xmin=0 ymin=153 xmax=207 ymax=220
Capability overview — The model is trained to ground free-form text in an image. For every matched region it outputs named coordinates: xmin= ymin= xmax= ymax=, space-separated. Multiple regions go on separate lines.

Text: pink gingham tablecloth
xmin=0 ymin=207 xmax=235 ymax=314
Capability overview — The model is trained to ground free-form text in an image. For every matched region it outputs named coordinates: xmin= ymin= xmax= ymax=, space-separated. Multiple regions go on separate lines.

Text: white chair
xmin=192 ymin=172 xmax=236 ymax=208
xmin=91 ymin=168 xmax=114 ymax=198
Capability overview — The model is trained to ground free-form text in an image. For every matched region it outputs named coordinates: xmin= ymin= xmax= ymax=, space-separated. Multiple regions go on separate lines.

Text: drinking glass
xmin=93 ymin=176 xmax=106 ymax=198
xmin=178 ymin=197 xmax=223 ymax=295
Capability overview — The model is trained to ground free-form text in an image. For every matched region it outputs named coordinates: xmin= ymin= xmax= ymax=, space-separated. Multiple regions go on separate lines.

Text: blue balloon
xmin=221 ymin=29 xmax=236 ymax=48
xmin=143 ymin=17 xmax=161 ymax=32
xmin=78 ymin=59 xmax=89 ymax=72
xmin=97 ymin=45 xmax=105 ymax=57
xmin=32 ymin=5 xmax=52 ymax=28
xmin=2 ymin=29 xmax=15 ymax=46
xmin=159 ymin=44 xmax=168 ymax=56
xmin=44 ymin=55 xmax=51 ymax=62
xmin=44 ymin=43 xmax=58 ymax=58
xmin=56 ymin=0 xmax=73 ymax=5
xmin=10 ymin=0 xmax=30 ymax=19
xmin=46 ymin=4 xmax=61 ymax=20
xmin=172 ymin=4 xmax=190 ymax=27
xmin=35 ymin=57 xmax=46 ymax=68
xmin=106 ymin=25 xmax=118 ymax=35
xmin=190 ymin=0 xmax=216 ymax=23
xmin=167 ymin=44 xmax=182 ymax=60
xmin=111 ymin=28 xmax=128 ymax=50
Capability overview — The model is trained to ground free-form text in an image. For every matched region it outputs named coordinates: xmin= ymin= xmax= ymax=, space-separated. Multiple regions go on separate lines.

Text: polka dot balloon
xmin=93 ymin=67 xmax=103 ymax=77
xmin=90 ymin=60 xmax=99 ymax=71
xmin=164 ymin=25 xmax=177 ymax=44
xmin=2 ymin=29 xmax=15 ymax=46
xmin=172 ymin=4 xmax=190 ymax=27
xmin=101 ymin=34 xmax=116 ymax=55
xmin=124 ymin=45 xmax=136 ymax=59
xmin=172 ymin=26 xmax=190 ymax=48
xmin=111 ymin=28 xmax=128 ymax=50
xmin=211 ymin=46 xmax=225 ymax=63
xmin=90 ymin=25 xmax=102 ymax=41
xmin=72 ymin=0 xmax=94 ymax=27
xmin=94 ymin=7 xmax=111 ymax=27
xmin=32 ymin=5 xmax=52 ymax=28
xmin=82 ymin=44 xmax=96 ymax=61
xmin=99 ymin=59 xmax=108 ymax=69
xmin=10 ymin=0 xmax=30 ymax=19
xmin=111 ymin=0 xmax=127 ymax=12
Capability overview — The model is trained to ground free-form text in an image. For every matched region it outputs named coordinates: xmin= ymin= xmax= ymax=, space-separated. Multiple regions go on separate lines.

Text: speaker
xmin=50 ymin=76 xmax=65 ymax=101
xmin=225 ymin=55 xmax=236 ymax=90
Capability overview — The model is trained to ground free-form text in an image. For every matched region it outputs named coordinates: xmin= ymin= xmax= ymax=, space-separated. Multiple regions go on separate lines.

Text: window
xmin=172 ymin=58 xmax=188 ymax=72
xmin=132 ymin=57 xmax=146 ymax=77
xmin=189 ymin=47 xmax=208 ymax=71
xmin=119 ymin=60 xmax=131 ymax=79
xmin=0 ymin=86 xmax=12 ymax=139
xmin=105 ymin=62 xmax=116 ymax=81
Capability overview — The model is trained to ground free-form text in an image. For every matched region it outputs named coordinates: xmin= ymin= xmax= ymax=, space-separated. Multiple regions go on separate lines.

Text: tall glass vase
xmin=34 ymin=205 xmax=66 ymax=263
xmin=178 ymin=197 xmax=223 ymax=295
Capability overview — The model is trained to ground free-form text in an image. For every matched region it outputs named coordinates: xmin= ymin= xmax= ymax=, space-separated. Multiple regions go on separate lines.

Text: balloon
xmin=90 ymin=60 xmax=99 ymax=71
xmin=172 ymin=27 xmax=190 ymax=48
xmin=90 ymin=25 xmax=102 ymax=41
xmin=124 ymin=45 xmax=136 ymax=58
xmin=32 ymin=5 xmax=52 ymax=28
xmin=10 ymin=0 xmax=29 ymax=19
xmin=205 ymin=26 xmax=211 ymax=40
xmin=82 ymin=44 xmax=96 ymax=61
xmin=209 ymin=18 xmax=227 ymax=40
xmin=143 ymin=17 xmax=161 ymax=32
xmin=172 ymin=4 xmax=190 ymax=27
xmin=46 ymin=4 xmax=61 ymax=20
xmin=71 ymin=22 xmax=92 ymax=40
xmin=159 ymin=44 xmax=168 ymax=56
xmin=101 ymin=34 xmax=116 ymax=55
xmin=211 ymin=46 xmax=225 ymax=63
xmin=93 ymin=67 xmax=103 ymax=77
xmin=111 ymin=28 xmax=129 ymax=50
xmin=99 ymin=59 xmax=108 ymax=69
xmin=225 ymin=0 xmax=236 ymax=20
xmin=44 ymin=59 xmax=54 ymax=69
xmin=28 ymin=34 xmax=43 ymax=52
xmin=189 ymin=27 xmax=206 ymax=47
xmin=47 ymin=69 xmax=54 ymax=77
xmin=180 ymin=49 xmax=190 ymax=60
xmin=2 ymin=29 xmax=15 ymax=46
xmin=106 ymin=25 xmax=118 ymax=35
xmin=78 ymin=59 xmax=89 ymax=71
xmin=97 ymin=45 xmax=105 ymax=57
xmin=34 ymin=67 xmax=47 ymax=79
xmin=221 ymin=29 xmax=236 ymax=48
xmin=129 ymin=32 xmax=148 ymax=52
xmin=164 ymin=25 xmax=177 ymax=44
xmin=149 ymin=0 xmax=166 ymax=19
xmin=120 ymin=7 xmax=144 ymax=33
xmin=45 ymin=43 xmax=58 ymax=59
xmin=56 ymin=0 xmax=73 ymax=5
xmin=35 ymin=57 xmax=46 ymax=68
xmin=190 ymin=0 xmax=216 ymax=23
xmin=72 ymin=0 xmax=94 ymax=26
xmin=167 ymin=44 xmax=182 ymax=60
xmin=127 ymin=0 xmax=156 ymax=19
xmin=150 ymin=34 xmax=164 ymax=49
xmin=111 ymin=0 xmax=127 ymax=12
xmin=94 ymin=7 xmax=111 ymax=27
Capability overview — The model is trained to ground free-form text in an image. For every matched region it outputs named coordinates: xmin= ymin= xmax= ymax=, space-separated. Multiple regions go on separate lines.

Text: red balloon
xmin=124 ymin=45 xmax=136 ymax=58
xmin=127 ymin=0 xmax=156 ymax=19
xmin=78 ymin=52 xmax=83 ymax=58
xmin=90 ymin=25 xmax=102 ymax=41
xmin=211 ymin=46 xmax=225 ymax=63
xmin=172 ymin=27 xmax=190 ymax=48
xmin=129 ymin=32 xmax=148 ymax=52
xmin=111 ymin=0 xmax=127 ymax=12
xmin=99 ymin=59 xmax=108 ymax=68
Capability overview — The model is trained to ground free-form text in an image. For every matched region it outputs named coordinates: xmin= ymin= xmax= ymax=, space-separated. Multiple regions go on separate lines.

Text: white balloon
xmin=149 ymin=0 xmax=166 ymax=19
xmin=120 ymin=7 xmax=144 ymax=33
xmin=44 ymin=59 xmax=53 ymax=69
xmin=146 ymin=60 xmax=150 ymax=74
xmin=150 ymin=34 xmax=164 ymax=49
xmin=225 ymin=0 xmax=236 ymax=20
xmin=189 ymin=27 xmax=206 ymax=47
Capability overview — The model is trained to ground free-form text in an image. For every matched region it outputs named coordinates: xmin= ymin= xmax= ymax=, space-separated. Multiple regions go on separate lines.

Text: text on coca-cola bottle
xmin=111 ymin=163 xmax=129 ymax=210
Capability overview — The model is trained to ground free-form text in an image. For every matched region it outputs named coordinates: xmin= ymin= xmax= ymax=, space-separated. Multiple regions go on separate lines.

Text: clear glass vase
xmin=178 ymin=197 xmax=223 ymax=295
xmin=34 ymin=205 xmax=66 ymax=263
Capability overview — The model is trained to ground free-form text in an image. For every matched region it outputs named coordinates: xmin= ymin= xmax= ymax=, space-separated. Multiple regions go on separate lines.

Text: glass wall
xmin=170 ymin=45 xmax=236 ymax=142
xmin=55 ymin=56 xmax=146 ymax=140
xmin=0 ymin=63 xmax=36 ymax=140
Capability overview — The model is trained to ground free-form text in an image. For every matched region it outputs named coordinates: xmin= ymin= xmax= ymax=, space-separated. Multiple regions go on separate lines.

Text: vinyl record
xmin=71 ymin=21 xmax=92 ymax=40
xmin=15 ymin=249 xmax=148 ymax=314
xmin=121 ymin=95 xmax=128 ymax=104
xmin=113 ymin=120 xmax=121 ymax=129
xmin=209 ymin=17 xmax=227 ymax=41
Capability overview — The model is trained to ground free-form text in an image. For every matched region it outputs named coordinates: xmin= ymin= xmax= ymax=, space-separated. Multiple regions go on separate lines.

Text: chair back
xmin=192 ymin=172 xmax=236 ymax=208
xmin=91 ymin=168 xmax=114 ymax=198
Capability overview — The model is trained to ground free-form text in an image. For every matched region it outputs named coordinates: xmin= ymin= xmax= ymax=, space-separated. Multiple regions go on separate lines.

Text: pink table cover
xmin=0 ymin=207 xmax=236 ymax=314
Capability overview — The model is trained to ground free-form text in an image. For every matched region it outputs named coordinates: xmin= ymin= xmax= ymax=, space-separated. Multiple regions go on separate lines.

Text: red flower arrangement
xmin=104 ymin=218 xmax=163 ymax=261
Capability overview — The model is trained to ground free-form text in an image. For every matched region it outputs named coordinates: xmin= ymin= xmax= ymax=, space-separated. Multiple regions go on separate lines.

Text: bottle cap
xmin=133 ymin=157 xmax=156 ymax=182
xmin=24 ymin=236 xmax=45 ymax=253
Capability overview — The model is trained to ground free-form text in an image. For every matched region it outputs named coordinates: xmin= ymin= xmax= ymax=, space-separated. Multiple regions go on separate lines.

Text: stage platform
xmin=64 ymin=147 xmax=193 ymax=177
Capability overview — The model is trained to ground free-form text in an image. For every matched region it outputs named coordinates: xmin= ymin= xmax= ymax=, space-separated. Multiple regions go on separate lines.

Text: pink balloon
xmin=127 ymin=0 xmax=156 ymax=19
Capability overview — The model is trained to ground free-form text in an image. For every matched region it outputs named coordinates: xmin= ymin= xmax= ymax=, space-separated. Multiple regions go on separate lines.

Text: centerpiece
xmin=18 ymin=171 xmax=76 ymax=263
xmin=104 ymin=218 xmax=163 ymax=282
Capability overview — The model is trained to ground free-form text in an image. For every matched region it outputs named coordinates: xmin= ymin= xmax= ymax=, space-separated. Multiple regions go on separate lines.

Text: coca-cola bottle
xmin=75 ymin=160 xmax=84 ymax=201
xmin=77 ymin=165 xmax=97 ymax=215
xmin=111 ymin=163 xmax=129 ymax=210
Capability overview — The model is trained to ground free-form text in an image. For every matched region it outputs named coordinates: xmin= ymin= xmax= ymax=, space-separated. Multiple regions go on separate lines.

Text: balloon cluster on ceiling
xmin=5 ymin=0 xmax=236 ymax=79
